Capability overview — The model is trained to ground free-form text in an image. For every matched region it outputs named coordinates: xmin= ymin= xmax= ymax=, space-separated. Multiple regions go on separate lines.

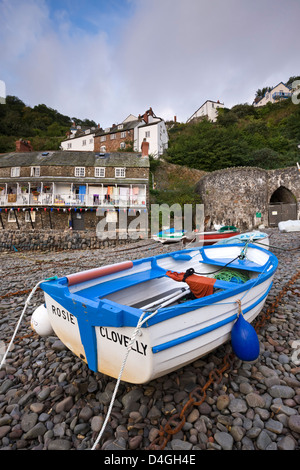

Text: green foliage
xmin=167 ymin=97 xmax=300 ymax=171
xmin=0 ymin=95 xmax=95 ymax=152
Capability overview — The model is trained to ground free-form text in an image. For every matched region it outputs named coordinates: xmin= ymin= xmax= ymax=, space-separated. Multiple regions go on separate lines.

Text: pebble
xmin=0 ymin=230 xmax=299 ymax=450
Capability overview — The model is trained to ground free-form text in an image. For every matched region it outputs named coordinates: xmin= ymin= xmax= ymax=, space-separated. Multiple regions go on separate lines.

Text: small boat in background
xmin=152 ymin=227 xmax=186 ymax=244
xmin=31 ymin=242 xmax=278 ymax=384
xmin=214 ymin=231 xmax=269 ymax=249
xmin=181 ymin=225 xmax=240 ymax=247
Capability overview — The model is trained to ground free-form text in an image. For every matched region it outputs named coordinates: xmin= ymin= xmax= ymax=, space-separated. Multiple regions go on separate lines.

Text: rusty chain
xmin=148 ymin=268 xmax=300 ymax=450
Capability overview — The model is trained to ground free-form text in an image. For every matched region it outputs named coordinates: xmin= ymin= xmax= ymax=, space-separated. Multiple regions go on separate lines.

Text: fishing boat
xmin=152 ymin=227 xmax=186 ymax=244
xmin=181 ymin=225 xmax=240 ymax=247
xmin=214 ymin=231 xmax=269 ymax=249
xmin=31 ymin=243 xmax=278 ymax=384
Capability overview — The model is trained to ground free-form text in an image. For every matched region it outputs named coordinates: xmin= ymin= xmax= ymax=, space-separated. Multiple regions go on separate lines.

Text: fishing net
xmin=213 ymin=268 xmax=249 ymax=284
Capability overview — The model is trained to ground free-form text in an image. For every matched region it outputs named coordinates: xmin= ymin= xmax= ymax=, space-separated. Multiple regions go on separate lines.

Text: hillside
xmin=166 ymin=98 xmax=300 ymax=171
xmin=0 ymin=95 xmax=97 ymax=153
xmin=149 ymin=158 xmax=204 ymax=206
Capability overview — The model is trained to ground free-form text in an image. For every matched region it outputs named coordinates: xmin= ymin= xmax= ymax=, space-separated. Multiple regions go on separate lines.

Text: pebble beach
xmin=0 ymin=228 xmax=299 ymax=451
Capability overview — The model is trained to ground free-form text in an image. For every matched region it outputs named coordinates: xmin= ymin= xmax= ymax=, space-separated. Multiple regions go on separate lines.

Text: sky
xmin=0 ymin=0 xmax=299 ymax=128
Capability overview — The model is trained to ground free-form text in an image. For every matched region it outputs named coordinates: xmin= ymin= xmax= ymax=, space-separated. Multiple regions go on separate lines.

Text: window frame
xmin=11 ymin=167 xmax=20 ymax=177
xmin=75 ymin=167 xmax=85 ymax=177
xmin=94 ymin=167 xmax=105 ymax=178
xmin=115 ymin=167 xmax=126 ymax=178
xmin=30 ymin=166 xmax=40 ymax=177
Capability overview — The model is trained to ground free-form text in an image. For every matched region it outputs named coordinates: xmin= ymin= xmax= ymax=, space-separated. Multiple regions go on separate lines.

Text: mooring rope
xmin=0 ymin=278 xmax=58 ymax=370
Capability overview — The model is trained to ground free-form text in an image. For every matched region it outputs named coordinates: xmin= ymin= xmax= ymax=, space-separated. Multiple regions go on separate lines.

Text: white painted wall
xmin=137 ymin=120 xmax=168 ymax=157
xmin=187 ymin=100 xmax=224 ymax=123
xmin=61 ymin=131 xmax=95 ymax=151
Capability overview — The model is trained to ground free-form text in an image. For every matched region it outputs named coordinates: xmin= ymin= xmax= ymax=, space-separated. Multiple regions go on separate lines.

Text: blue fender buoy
xmin=231 ymin=313 xmax=260 ymax=361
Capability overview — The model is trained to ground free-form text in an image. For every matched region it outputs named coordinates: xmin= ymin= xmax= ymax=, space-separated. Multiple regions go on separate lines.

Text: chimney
xmin=15 ymin=139 xmax=33 ymax=152
xmin=174 ymin=116 xmax=177 ymax=123
xmin=141 ymin=138 xmax=149 ymax=157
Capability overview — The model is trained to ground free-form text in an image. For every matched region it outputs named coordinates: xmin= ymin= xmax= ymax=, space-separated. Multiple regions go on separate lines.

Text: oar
xmin=143 ymin=287 xmax=190 ymax=311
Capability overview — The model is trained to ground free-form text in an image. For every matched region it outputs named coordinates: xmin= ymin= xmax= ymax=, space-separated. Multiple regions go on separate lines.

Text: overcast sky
xmin=0 ymin=0 xmax=299 ymax=127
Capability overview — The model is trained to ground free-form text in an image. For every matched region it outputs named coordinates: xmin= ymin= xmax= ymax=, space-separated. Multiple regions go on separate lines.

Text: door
xmin=269 ymin=186 xmax=297 ymax=226
xmin=72 ymin=211 xmax=85 ymax=230
xmin=78 ymin=185 xmax=86 ymax=204
xmin=268 ymin=203 xmax=297 ymax=226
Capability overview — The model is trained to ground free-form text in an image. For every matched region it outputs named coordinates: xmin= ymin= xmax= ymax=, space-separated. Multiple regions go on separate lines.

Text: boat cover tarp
xmin=166 ymin=271 xmax=216 ymax=298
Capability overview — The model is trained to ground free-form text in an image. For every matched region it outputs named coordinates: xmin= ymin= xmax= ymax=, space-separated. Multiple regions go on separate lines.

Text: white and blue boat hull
xmin=34 ymin=244 xmax=278 ymax=384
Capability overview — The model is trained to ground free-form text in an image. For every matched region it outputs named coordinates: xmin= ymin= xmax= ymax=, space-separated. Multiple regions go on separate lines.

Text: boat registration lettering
xmin=51 ymin=305 xmax=76 ymax=325
xmin=99 ymin=327 xmax=148 ymax=356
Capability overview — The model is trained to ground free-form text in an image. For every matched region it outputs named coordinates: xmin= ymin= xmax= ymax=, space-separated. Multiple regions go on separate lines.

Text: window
xmin=8 ymin=211 xmax=16 ymax=222
xmin=118 ymin=124 xmax=124 ymax=130
xmin=67 ymin=142 xmax=72 ymax=149
xmin=145 ymin=131 xmax=150 ymax=138
xmin=120 ymin=131 xmax=126 ymax=138
xmin=11 ymin=167 xmax=20 ymax=177
xmin=82 ymin=139 xmax=86 ymax=146
xmin=95 ymin=167 xmax=105 ymax=177
xmin=25 ymin=211 xmax=36 ymax=222
xmin=31 ymin=166 xmax=40 ymax=177
xmin=115 ymin=167 xmax=126 ymax=178
xmin=89 ymin=138 xmax=93 ymax=144
xmin=120 ymin=142 xmax=126 ymax=149
xmin=75 ymin=167 xmax=85 ymax=177
xmin=110 ymin=134 xmax=116 ymax=140
xmin=100 ymin=136 xmax=106 ymax=142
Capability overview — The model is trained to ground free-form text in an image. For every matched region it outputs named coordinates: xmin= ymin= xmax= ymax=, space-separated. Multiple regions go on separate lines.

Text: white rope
xmin=0 ymin=280 xmax=45 ymax=370
xmin=91 ymin=308 xmax=158 ymax=450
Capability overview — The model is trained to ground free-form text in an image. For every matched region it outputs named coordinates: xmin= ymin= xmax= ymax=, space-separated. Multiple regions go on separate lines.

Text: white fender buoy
xmin=31 ymin=304 xmax=54 ymax=337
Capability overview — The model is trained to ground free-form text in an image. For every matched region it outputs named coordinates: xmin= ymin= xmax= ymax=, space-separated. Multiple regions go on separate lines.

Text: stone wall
xmin=0 ymin=229 xmax=136 ymax=252
xmin=0 ymin=208 xmax=148 ymax=232
xmin=196 ymin=165 xmax=300 ymax=230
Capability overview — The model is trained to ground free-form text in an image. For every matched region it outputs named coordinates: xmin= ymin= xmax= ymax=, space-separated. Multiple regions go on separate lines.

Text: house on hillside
xmin=0 ymin=141 xmax=150 ymax=231
xmin=253 ymin=82 xmax=292 ymax=107
xmin=187 ymin=100 xmax=225 ymax=123
xmin=94 ymin=108 xmax=168 ymax=157
xmin=60 ymin=124 xmax=100 ymax=151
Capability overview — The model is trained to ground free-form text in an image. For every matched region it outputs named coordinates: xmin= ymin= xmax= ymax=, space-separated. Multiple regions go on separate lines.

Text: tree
xmin=255 ymin=87 xmax=272 ymax=99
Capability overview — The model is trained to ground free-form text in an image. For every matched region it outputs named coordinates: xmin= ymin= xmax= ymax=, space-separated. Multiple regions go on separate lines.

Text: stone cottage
xmin=0 ymin=143 xmax=150 ymax=233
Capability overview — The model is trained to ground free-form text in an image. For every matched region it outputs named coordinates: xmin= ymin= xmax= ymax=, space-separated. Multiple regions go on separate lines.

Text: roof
xmin=0 ymin=151 xmax=150 ymax=168
xmin=94 ymin=119 xmax=141 ymax=137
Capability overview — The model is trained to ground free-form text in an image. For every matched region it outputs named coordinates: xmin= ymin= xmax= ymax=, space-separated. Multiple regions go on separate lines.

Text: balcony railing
xmin=0 ymin=193 xmax=147 ymax=208
xmin=272 ymin=92 xmax=292 ymax=100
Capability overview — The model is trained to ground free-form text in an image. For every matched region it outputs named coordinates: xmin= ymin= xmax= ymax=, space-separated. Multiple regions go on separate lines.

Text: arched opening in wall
xmin=269 ymin=186 xmax=297 ymax=226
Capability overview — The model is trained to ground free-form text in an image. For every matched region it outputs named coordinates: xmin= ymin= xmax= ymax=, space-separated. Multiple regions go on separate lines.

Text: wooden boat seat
xmin=76 ymin=265 xmax=238 ymax=303
xmin=199 ymin=246 xmax=269 ymax=273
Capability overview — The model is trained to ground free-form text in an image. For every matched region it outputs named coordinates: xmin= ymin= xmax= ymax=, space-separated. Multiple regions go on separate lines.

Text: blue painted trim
xmin=199 ymin=243 xmax=272 ymax=272
xmin=152 ymin=282 xmax=273 ymax=354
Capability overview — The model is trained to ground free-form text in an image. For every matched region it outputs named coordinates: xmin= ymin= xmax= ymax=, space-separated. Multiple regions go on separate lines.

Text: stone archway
xmin=269 ymin=186 xmax=297 ymax=226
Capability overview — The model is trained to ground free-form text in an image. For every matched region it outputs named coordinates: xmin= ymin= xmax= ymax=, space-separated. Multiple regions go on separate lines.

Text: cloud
xmin=0 ymin=0 xmax=299 ymax=127
xmin=117 ymin=0 xmax=300 ymax=121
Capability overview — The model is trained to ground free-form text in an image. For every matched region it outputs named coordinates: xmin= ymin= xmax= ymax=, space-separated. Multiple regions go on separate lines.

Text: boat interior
xmin=67 ymin=245 xmax=271 ymax=312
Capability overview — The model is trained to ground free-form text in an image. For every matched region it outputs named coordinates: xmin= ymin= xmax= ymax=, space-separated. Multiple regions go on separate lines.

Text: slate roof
xmin=94 ymin=119 xmax=141 ymax=136
xmin=0 ymin=151 xmax=149 ymax=168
